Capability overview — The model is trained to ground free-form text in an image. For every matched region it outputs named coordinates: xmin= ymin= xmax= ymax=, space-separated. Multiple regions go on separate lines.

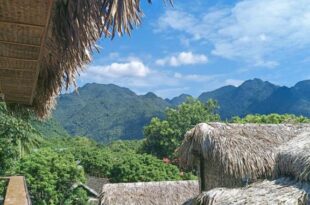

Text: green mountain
xmin=166 ymin=94 xmax=192 ymax=106
xmin=48 ymin=79 xmax=310 ymax=142
xmin=31 ymin=118 xmax=70 ymax=138
xmin=198 ymin=79 xmax=310 ymax=119
xmin=250 ymin=80 xmax=310 ymax=116
xmin=53 ymin=83 xmax=170 ymax=142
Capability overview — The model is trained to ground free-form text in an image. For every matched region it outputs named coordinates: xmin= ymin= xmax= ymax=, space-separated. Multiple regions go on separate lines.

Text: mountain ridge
xmin=52 ymin=79 xmax=310 ymax=142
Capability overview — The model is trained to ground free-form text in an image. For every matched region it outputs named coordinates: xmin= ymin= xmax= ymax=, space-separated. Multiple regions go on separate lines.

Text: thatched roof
xmin=276 ymin=130 xmax=310 ymax=182
xmin=186 ymin=178 xmax=310 ymax=205
xmin=100 ymin=180 xmax=199 ymax=205
xmin=86 ymin=176 xmax=109 ymax=194
xmin=0 ymin=0 xmax=165 ymax=118
xmin=72 ymin=183 xmax=99 ymax=198
xmin=177 ymin=123 xmax=310 ymax=189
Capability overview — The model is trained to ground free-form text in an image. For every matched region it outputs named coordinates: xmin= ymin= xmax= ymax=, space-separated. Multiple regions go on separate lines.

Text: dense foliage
xmin=54 ymin=137 xmax=195 ymax=182
xmin=0 ymin=179 xmax=8 ymax=201
xmin=0 ymin=103 xmax=41 ymax=174
xmin=231 ymin=114 xmax=310 ymax=124
xmin=109 ymin=154 xmax=182 ymax=182
xmin=143 ymin=99 xmax=220 ymax=158
xmin=30 ymin=118 xmax=69 ymax=138
xmin=0 ymin=104 xmax=87 ymax=205
xmin=19 ymin=149 xmax=88 ymax=205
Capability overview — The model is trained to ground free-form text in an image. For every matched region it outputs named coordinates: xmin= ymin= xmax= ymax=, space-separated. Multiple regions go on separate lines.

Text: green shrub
xmin=19 ymin=148 xmax=87 ymax=205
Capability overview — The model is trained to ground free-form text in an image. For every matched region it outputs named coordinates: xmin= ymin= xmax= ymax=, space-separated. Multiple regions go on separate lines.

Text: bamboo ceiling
xmin=0 ymin=0 xmax=53 ymax=105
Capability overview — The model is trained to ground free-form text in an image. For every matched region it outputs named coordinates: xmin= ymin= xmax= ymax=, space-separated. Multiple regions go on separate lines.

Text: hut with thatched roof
xmin=178 ymin=122 xmax=310 ymax=204
xmin=72 ymin=177 xmax=109 ymax=205
xmin=186 ymin=178 xmax=310 ymax=205
xmin=100 ymin=180 xmax=199 ymax=205
xmin=0 ymin=0 xmax=163 ymax=118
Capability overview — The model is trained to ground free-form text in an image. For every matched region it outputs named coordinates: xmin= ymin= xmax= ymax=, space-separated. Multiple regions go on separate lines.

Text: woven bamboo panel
xmin=0 ymin=0 xmax=52 ymax=105
xmin=0 ymin=69 xmax=34 ymax=79
xmin=0 ymin=22 xmax=43 ymax=45
xmin=0 ymin=42 xmax=40 ymax=60
xmin=0 ymin=0 xmax=49 ymax=26
xmin=4 ymin=95 xmax=30 ymax=103
xmin=2 ymin=85 xmax=33 ymax=92
xmin=0 ymin=77 xmax=34 ymax=86
xmin=3 ymin=89 xmax=32 ymax=97
xmin=0 ymin=57 xmax=37 ymax=72
xmin=2 ymin=86 xmax=31 ymax=104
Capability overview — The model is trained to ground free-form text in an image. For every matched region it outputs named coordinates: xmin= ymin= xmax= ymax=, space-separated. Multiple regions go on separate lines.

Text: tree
xmin=0 ymin=137 xmax=18 ymax=175
xmin=19 ymin=148 xmax=87 ymax=205
xmin=109 ymin=153 xmax=182 ymax=183
xmin=0 ymin=103 xmax=41 ymax=175
xmin=0 ymin=105 xmax=41 ymax=159
xmin=231 ymin=113 xmax=310 ymax=124
xmin=143 ymin=98 xmax=220 ymax=158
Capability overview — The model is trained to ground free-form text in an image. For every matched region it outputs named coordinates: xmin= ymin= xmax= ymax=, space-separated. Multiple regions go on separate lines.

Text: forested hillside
xmin=51 ymin=79 xmax=310 ymax=143
xmin=53 ymin=83 xmax=170 ymax=142
xmin=199 ymin=79 xmax=310 ymax=118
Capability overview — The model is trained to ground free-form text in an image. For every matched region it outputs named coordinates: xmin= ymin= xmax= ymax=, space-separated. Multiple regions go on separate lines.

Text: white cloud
xmin=79 ymin=58 xmax=216 ymax=98
xmin=156 ymin=52 xmax=208 ymax=67
xmin=86 ymin=60 xmax=150 ymax=78
xmin=225 ymin=79 xmax=243 ymax=87
xmin=157 ymin=0 xmax=310 ymax=68
xmin=173 ymin=72 xmax=212 ymax=82
xmin=254 ymin=60 xmax=279 ymax=69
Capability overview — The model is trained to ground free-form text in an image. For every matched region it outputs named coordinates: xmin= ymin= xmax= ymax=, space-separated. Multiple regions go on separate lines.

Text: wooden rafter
xmin=29 ymin=0 xmax=54 ymax=104
xmin=0 ymin=40 xmax=41 ymax=48
xmin=0 ymin=56 xmax=38 ymax=62
xmin=0 ymin=19 xmax=45 ymax=28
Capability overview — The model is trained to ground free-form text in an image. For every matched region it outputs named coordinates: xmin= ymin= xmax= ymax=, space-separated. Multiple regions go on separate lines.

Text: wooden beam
xmin=0 ymin=56 xmax=38 ymax=62
xmin=29 ymin=0 xmax=54 ymax=105
xmin=4 ymin=98 xmax=30 ymax=105
xmin=0 ymin=20 xmax=45 ymax=29
xmin=0 ymin=42 xmax=40 ymax=60
xmin=0 ymin=70 xmax=34 ymax=79
xmin=0 ymin=77 xmax=34 ymax=85
xmin=0 ymin=67 xmax=35 ymax=73
xmin=0 ymin=40 xmax=41 ymax=48
xmin=0 ymin=55 xmax=38 ymax=61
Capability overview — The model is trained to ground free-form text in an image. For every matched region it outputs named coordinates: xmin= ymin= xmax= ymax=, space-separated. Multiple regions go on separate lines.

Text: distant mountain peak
xmin=240 ymin=78 xmax=269 ymax=86
xmin=294 ymin=80 xmax=310 ymax=88
xmin=143 ymin=92 xmax=158 ymax=98
xmin=167 ymin=94 xmax=192 ymax=106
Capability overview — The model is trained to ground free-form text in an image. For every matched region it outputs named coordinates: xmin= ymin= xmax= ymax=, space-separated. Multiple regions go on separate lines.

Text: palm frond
xmin=32 ymin=0 xmax=172 ymax=118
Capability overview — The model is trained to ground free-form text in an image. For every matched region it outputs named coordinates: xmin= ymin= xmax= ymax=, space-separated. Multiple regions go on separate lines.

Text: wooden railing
xmin=0 ymin=176 xmax=31 ymax=205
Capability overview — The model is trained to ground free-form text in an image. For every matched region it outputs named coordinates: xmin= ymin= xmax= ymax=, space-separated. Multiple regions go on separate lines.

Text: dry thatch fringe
xmin=100 ymin=180 xmax=199 ymax=205
xmin=32 ymin=0 xmax=172 ymax=118
xmin=186 ymin=178 xmax=310 ymax=205
xmin=177 ymin=123 xmax=310 ymax=187
xmin=276 ymin=128 xmax=310 ymax=182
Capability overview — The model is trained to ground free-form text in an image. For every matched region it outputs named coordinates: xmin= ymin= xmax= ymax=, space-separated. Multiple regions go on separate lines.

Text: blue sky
xmin=78 ymin=0 xmax=310 ymax=98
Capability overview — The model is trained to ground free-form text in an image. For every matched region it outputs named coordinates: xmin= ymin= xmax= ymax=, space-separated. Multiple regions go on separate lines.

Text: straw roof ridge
xmin=275 ymin=128 xmax=310 ymax=182
xmin=100 ymin=180 xmax=199 ymax=205
xmin=72 ymin=182 xmax=99 ymax=198
xmin=187 ymin=177 xmax=310 ymax=205
xmin=31 ymin=0 xmax=171 ymax=118
xmin=177 ymin=123 xmax=310 ymax=182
